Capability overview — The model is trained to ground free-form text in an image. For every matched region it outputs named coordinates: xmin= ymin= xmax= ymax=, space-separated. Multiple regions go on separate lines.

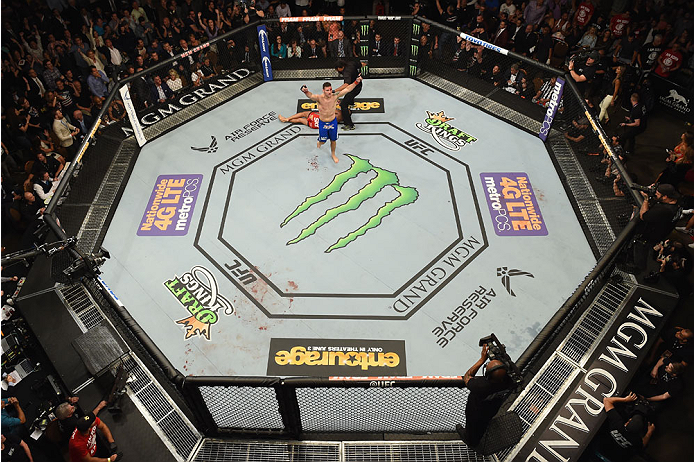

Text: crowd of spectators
xmin=1 ymin=1 xmax=694 ymax=460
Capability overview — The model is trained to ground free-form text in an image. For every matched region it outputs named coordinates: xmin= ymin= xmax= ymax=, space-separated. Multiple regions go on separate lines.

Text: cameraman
xmin=455 ymin=344 xmax=513 ymax=448
xmin=630 ymin=184 xmax=680 ymax=270
xmin=637 ymin=184 xmax=680 ymax=245
xmin=568 ymin=50 xmax=599 ymax=95
xmin=600 ymin=393 xmax=655 ymax=457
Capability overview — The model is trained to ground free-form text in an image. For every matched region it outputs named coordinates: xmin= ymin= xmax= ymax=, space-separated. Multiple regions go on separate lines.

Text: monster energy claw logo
xmin=281 ymin=155 xmax=418 ymax=253
xmin=413 ymin=23 xmax=421 ymax=35
xmin=410 ymin=65 xmax=418 ymax=76
xmin=411 ymin=44 xmax=419 ymax=57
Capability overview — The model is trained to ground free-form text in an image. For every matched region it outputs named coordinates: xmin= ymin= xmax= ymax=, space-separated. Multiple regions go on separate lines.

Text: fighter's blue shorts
xmin=318 ymin=118 xmax=338 ymax=143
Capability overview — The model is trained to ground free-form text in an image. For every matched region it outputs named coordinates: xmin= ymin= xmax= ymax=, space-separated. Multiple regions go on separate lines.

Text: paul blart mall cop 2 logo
xmin=416 ymin=110 xmax=477 ymax=151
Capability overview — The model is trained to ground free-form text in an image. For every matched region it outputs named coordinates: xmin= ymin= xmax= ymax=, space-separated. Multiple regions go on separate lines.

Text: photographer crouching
xmin=455 ymin=335 xmax=517 ymax=449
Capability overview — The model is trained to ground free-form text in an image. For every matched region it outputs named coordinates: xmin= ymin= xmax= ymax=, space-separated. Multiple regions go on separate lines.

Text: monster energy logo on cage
xmin=361 ymin=45 xmax=369 ymax=56
xmin=409 ymin=65 xmax=418 ymax=76
xmin=361 ymin=24 xmax=370 ymax=36
xmin=411 ymin=44 xmax=419 ymax=57
xmin=413 ymin=23 xmax=421 ymax=35
xmin=280 ymin=155 xmax=418 ymax=253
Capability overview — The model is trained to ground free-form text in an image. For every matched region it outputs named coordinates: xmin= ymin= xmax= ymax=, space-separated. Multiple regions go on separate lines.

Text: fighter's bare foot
xmin=332 ymin=154 xmax=339 ymax=163
xmin=279 ymin=115 xmax=288 ymax=122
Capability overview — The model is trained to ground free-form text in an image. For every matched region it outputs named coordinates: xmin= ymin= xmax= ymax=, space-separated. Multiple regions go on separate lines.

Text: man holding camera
xmin=628 ymin=184 xmax=681 ymax=271
xmin=455 ymin=343 xmax=513 ymax=448
xmin=601 ymin=393 xmax=655 ymax=457
xmin=637 ymin=184 xmax=680 ymax=245
xmin=568 ymin=50 xmax=599 ymax=96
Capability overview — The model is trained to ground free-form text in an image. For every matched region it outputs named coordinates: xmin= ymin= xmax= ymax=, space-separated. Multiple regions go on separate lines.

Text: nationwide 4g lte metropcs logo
xmin=416 ymin=110 xmax=477 ymax=151
xmin=164 ymin=266 xmax=234 ymax=340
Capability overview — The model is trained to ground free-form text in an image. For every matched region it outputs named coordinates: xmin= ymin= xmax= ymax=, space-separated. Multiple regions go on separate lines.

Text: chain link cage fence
xmin=38 ymin=14 xmax=645 ymax=444
xmin=414 ymin=18 xmax=639 ymax=258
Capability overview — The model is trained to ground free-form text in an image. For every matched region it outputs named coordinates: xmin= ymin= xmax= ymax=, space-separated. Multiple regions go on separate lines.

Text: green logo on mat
xmin=281 ymin=155 xmax=418 ymax=253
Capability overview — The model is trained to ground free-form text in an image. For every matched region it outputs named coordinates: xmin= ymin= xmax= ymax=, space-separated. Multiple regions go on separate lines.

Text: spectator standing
xmin=87 ymin=66 xmax=109 ymax=98
xmin=654 ymin=43 xmax=683 ymax=79
xmin=617 ymin=93 xmax=648 ymax=154
xmin=613 ymin=33 xmax=639 ymax=66
xmin=524 ymin=0 xmax=548 ymax=27
xmin=574 ymin=0 xmax=596 ymax=28
xmin=52 ymin=108 xmax=80 ymax=160
xmin=500 ymin=0 xmax=516 ymax=16
xmin=638 ymin=34 xmax=664 ymax=74
xmin=277 ymin=1 xmax=292 ymax=18
xmin=610 ymin=11 xmax=631 ymax=39
xmin=598 ymin=65 xmax=626 ymax=123
xmin=42 ymin=59 xmax=63 ymax=91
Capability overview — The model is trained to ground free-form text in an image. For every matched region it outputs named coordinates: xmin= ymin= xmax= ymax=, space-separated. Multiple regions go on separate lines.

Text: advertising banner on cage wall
xmin=538 ymin=77 xmax=565 ymax=142
xmin=119 ymin=85 xmax=147 ymax=146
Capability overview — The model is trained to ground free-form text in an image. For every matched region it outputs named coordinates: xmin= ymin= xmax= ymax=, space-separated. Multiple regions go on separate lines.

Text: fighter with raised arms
xmin=299 ymin=76 xmax=363 ymax=163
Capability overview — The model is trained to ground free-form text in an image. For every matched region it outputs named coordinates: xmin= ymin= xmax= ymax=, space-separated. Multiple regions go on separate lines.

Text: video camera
xmin=479 ymin=333 xmax=522 ymax=386
xmin=63 ymin=246 xmax=110 ymax=281
xmin=630 ymin=183 xmax=659 ymax=202
xmin=569 ymin=51 xmax=590 ymax=64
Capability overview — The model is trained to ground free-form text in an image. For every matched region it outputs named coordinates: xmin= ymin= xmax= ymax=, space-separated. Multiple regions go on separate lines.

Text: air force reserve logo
xmin=416 ymin=110 xmax=477 ymax=151
xmin=281 ymin=154 xmax=419 ymax=252
xmin=191 ymin=136 xmax=218 ymax=153
xmin=497 ymin=266 xmax=534 ymax=297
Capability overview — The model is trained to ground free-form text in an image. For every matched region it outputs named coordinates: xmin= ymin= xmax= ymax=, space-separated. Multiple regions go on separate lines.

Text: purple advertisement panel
xmin=538 ymin=77 xmax=565 ymax=141
xmin=138 ymin=174 xmax=203 ymax=236
xmin=480 ymin=172 xmax=548 ymax=236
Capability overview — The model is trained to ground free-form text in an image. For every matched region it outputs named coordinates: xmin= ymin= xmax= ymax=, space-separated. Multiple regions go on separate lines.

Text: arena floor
xmin=99 ymin=78 xmax=596 ymax=377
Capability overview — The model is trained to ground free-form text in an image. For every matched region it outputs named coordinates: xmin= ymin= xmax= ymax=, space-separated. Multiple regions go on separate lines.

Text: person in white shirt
xmin=167 ymin=69 xmax=183 ymax=92
xmin=276 ymin=1 xmax=292 ymax=17
xmin=500 ymin=0 xmax=517 ymax=16
xmin=33 ymin=170 xmax=54 ymax=202
xmin=103 ymin=39 xmax=123 ymax=67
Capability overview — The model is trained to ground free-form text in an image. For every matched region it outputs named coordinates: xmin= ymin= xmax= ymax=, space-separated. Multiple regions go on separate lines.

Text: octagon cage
xmin=42 ymin=14 xmax=647 ymax=461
